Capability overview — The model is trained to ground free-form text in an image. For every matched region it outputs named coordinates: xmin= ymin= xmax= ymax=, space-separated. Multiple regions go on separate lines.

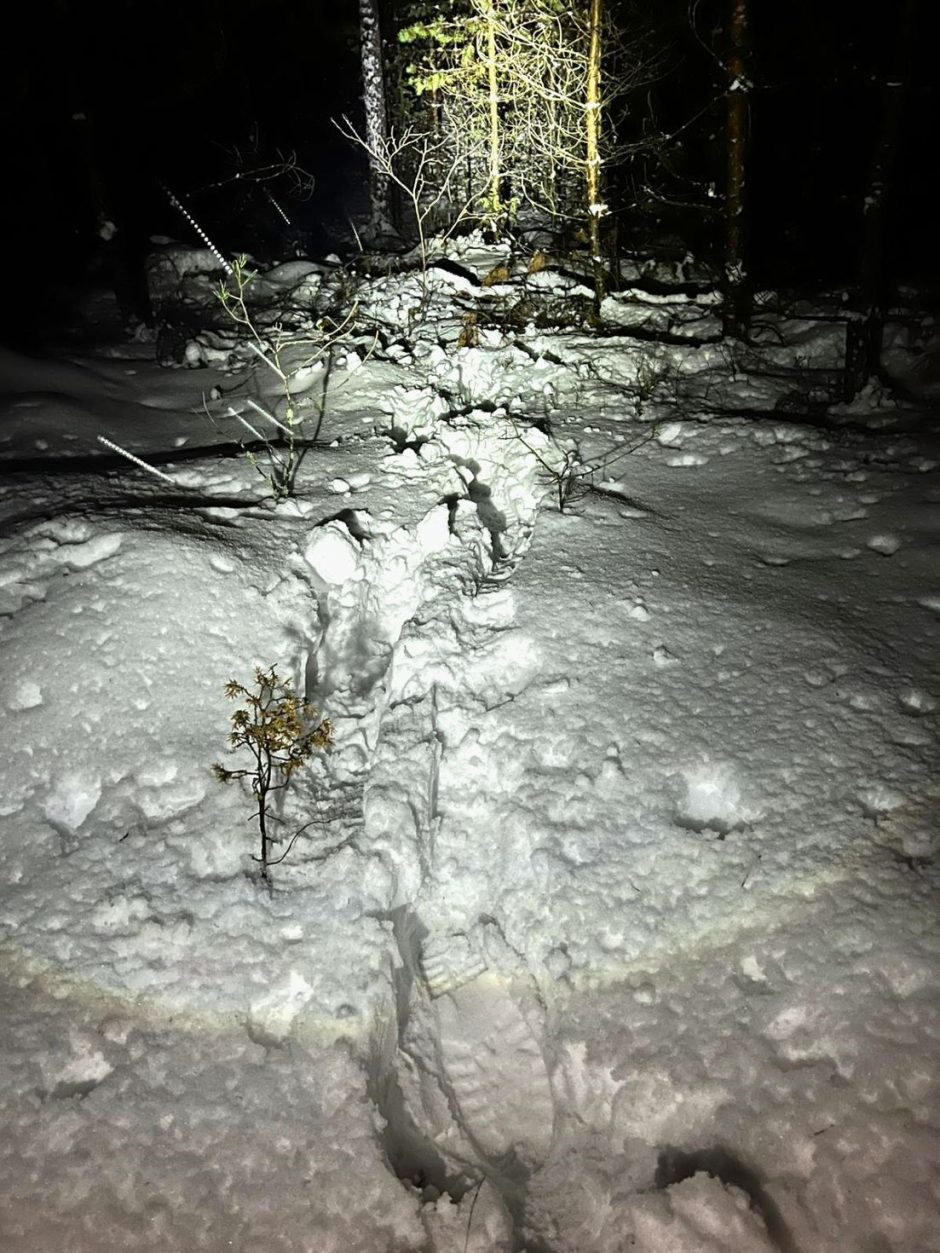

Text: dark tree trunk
xmin=843 ymin=0 xmax=918 ymax=399
xmin=722 ymin=0 xmax=750 ymax=339
xmin=359 ymin=0 xmax=390 ymax=233
xmin=55 ymin=0 xmax=149 ymax=324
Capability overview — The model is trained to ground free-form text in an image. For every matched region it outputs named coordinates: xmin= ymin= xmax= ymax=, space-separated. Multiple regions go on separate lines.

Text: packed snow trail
xmin=292 ymin=404 xmax=567 ymax=1238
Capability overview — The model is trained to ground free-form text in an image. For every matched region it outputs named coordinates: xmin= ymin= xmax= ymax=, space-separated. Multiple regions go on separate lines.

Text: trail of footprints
xmin=420 ymin=925 xmax=556 ymax=1174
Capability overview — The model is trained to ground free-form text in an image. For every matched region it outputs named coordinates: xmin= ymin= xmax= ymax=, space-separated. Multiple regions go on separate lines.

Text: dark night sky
xmin=2 ymin=0 xmax=937 ymax=321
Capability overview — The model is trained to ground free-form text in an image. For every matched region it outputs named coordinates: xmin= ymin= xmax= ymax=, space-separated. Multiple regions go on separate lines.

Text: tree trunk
xmin=258 ymin=793 xmax=270 ymax=881
xmin=59 ymin=0 xmax=147 ymax=324
xmin=843 ymin=0 xmax=918 ymax=399
xmin=722 ymin=0 xmax=750 ymax=339
xmin=358 ymin=0 xmax=390 ymax=233
xmin=585 ymin=0 xmax=605 ymax=310
xmin=483 ymin=0 xmax=503 ymax=236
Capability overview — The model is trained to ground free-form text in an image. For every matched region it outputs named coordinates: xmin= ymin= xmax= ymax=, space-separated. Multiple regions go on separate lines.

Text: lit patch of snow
xmin=899 ymin=687 xmax=937 ymax=715
xmin=666 ymin=451 xmax=709 ymax=467
xmin=6 ymin=679 xmax=42 ymax=710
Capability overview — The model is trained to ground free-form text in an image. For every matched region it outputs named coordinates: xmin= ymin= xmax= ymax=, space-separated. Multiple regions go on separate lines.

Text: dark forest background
xmin=2 ymin=0 xmax=937 ymax=339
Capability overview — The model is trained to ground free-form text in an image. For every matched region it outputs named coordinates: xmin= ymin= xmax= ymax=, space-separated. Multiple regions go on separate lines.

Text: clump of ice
xmin=677 ymin=761 xmax=750 ymax=835
xmin=61 ymin=533 xmax=124 ymax=569
xmin=867 ymin=533 xmax=901 ymax=556
xmin=666 ymin=451 xmax=709 ymax=468
xmin=857 ymin=783 xmax=905 ymax=819
xmin=44 ymin=772 xmax=102 ymax=832
xmin=627 ymin=1172 xmax=778 ymax=1253
xmin=899 ymin=687 xmax=937 ymax=715
xmin=6 ymin=679 xmax=42 ymax=710
xmin=41 ymin=1031 xmax=115 ymax=1101
xmin=656 ymin=422 xmax=684 ymax=446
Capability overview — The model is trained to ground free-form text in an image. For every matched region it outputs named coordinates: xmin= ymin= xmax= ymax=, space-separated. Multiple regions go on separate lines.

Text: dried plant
xmin=213 ymin=666 xmax=332 ymax=882
xmin=214 ymin=255 xmax=361 ymax=499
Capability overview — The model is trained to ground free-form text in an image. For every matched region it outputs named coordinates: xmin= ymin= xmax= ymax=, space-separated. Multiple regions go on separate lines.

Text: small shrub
xmin=633 ymin=355 xmax=673 ymax=416
xmin=214 ymin=255 xmax=360 ymax=501
xmin=482 ymin=263 xmax=511 ymax=287
xmin=213 ymin=665 xmax=332 ymax=882
xmin=457 ymin=312 xmax=480 ymax=348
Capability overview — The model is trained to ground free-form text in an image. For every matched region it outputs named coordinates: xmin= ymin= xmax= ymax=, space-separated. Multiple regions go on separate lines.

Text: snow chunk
xmin=677 ymin=761 xmax=749 ymax=834
xmin=428 ymin=260 xmax=480 ymax=293
xmin=629 ymin=1172 xmax=778 ymax=1253
xmin=62 ymin=532 xmax=123 ymax=568
xmin=857 ymin=783 xmax=905 ymax=819
xmin=43 ymin=1032 xmax=114 ymax=1101
xmin=328 ymin=471 xmax=371 ymax=495
xmin=385 ymin=383 xmax=449 ymax=439
xmin=6 ymin=679 xmax=42 ymax=710
xmin=44 ymin=772 xmax=102 ymax=832
xmin=656 ymin=421 xmax=684 ymax=446
xmin=135 ymin=759 xmax=178 ymax=788
xmin=416 ymin=503 xmax=452 ymax=555
xmin=867 ymin=532 xmax=901 ymax=556
xmin=422 ymin=1180 xmax=512 ymax=1252
xmin=666 ymin=451 xmax=709 ymax=468
xmin=739 ymin=954 xmax=770 ymax=987
xmin=899 ymin=687 xmax=937 ymax=715
xmin=527 ymin=268 xmax=592 ymax=297
xmin=303 ymin=523 xmax=362 ymax=584
xmin=134 ymin=764 xmax=206 ymax=823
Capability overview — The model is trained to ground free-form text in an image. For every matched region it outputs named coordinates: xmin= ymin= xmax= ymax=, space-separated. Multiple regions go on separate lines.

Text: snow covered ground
xmin=0 ymin=240 xmax=937 ymax=1253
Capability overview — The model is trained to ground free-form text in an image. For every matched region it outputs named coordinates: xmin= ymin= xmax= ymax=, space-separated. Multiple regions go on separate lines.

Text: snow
xmin=0 ymin=237 xmax=937 ymax=1252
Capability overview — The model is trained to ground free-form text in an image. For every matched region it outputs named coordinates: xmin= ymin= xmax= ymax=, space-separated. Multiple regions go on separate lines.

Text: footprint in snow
xmin=421 ymin=927 xmax=555 ymax=1171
